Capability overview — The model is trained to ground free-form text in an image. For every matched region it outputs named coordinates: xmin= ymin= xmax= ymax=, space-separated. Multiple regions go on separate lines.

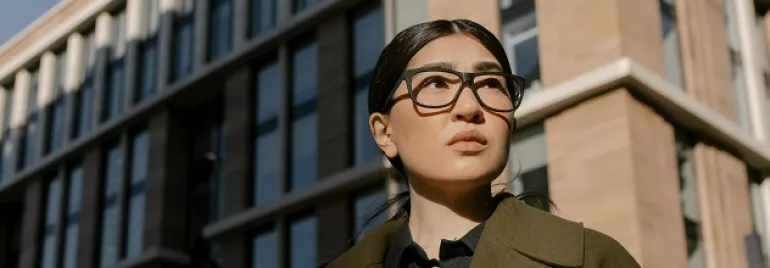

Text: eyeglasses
xmin=383 ymin=67 xmax=525 ymax=112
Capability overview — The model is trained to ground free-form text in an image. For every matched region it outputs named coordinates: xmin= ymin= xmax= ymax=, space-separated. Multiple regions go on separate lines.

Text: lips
xmin=448 ymin=129 xmax=488 ymax=153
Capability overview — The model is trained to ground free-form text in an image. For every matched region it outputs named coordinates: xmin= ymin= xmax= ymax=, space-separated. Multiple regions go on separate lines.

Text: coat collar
xmin=327 ymin=197 xmax=585 ymax=268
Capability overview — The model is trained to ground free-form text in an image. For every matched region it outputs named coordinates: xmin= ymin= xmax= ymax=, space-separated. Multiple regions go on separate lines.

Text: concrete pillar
xmin=157 ymin=0 xmax=178 ymax=92
xmin=124 ymin=0 xmax=144 ymax=108
xmin=93 ymin=13 xmax=113 ymax=129
xmin=17 ymin=179 xmax=43 ymax=268
xmin=144 ymin=109 xmax=190 ymax=256
xmin=63 ymin=33 xmax=84 ymax=148
xmin=75 ymin=147 xmax=102 ymax=268
xmin=194 ymin=0 xmax=210 ymax=70
xmin=11 ymin=70 xmax=31 ymax=175
xmin=233 ymin=0 xmax=249 ymax=49
xmin=219 ymin=66 xmax=251 ymax=268
xmin=536 ymin=0 xmax=686 ymax=267
xmin=675 ymin=1 xmax=756 ymax=267
xmin=316 ymin=15 xmax=353 ymax=264
xmin=36 ymin=52 xmax=56 ymax=160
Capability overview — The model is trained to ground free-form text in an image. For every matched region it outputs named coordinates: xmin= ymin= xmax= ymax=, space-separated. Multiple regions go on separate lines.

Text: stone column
xmin=676 ymin=0 xmax=755 ymax=267
xmin=536 ymin=0 xmax=686 ymax=267
xmin=63 ymin=33 xmax=84 ymax=147
xmin=316 ymin=15 xmax=353 ymax=264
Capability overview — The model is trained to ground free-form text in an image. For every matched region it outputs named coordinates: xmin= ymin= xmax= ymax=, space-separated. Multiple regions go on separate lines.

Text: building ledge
xmin=117 ymin=247 xmax=191 ymax=268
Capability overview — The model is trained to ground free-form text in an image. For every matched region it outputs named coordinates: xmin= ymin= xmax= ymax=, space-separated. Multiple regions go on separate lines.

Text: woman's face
xmin=371 ymin=33 xmax=514 ymax=187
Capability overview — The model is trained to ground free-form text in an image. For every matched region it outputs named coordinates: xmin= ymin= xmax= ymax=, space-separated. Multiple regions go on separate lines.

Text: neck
xmin=407 ymin=178 xmax=495 ymax=259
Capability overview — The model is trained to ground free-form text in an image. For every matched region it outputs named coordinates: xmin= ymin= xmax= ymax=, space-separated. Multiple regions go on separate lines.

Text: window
xmin=0 ymin=86 xmax=13 ymax=181
xmin=676 ymin=130 xmax=706 ymax=268
xmin=103 ymin=10 xmax=127 ymax=122
xmin=171 ymin=0 xmax=195 ymax=82
xmin=293 ymin=0 xmax=321 ymax=13
xmin=137 ymin=0 xmax=160 ymax=103
xmin=40 ymin=175 xmax=62 ymax=268
xmin=290 ymin=40 xmax=318 ymax=191
xmin=353 ymin=185 xmax=386 ymax=242
xmin=63 ymin=164 xmax=83 ymax=268
xmin=249 ymin=0 xmax=276 ymax=38
xmin=509 ymin=123 xmax=549 ymax=211
xmin=99 ymin=143 xmax=123 ymax=267
xmin=18 ymin=68 xmax=39 ymax=170
xmin=352 ymin=2 xmax=384 ymax=165
xmin=289 ymin=214 xmax=317 ymax=268
xmin=500 ymin=0 xmax=540 ymax=97
xmin=73 ymin=31 xmax=96 ymax=139
xmin=124 ymin=130 xmax=149 ymax=258
xmin=45 ymin=50 xmax=67 ymax=155
xmin=253 ymin=59 xmax=281 ymax=205
xmin=725 ymin=0 xmax=752 ymax=132
xmin=660 ymin=0 xmax=684 ymax=88
xmin=251 ymin=229 xmax=278 ymax=268
xmin=209 ymin=0 xmax=233 ymax=61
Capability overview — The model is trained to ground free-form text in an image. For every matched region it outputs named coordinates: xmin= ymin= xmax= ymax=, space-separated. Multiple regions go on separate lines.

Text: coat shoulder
xmin=583 ymin=228 xmax=641 ymax=268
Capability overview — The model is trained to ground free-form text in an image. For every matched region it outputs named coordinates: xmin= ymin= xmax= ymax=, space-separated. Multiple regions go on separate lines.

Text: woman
xmin=327 ymin=19 xmax=639 ymax=268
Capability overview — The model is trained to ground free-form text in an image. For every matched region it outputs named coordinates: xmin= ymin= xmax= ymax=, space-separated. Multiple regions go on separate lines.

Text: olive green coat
xmin=327 ymin=198 xmax=641 ymax=268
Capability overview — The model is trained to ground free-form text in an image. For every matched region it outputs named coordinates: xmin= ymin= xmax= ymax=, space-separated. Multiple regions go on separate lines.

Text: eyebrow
xmin=417 ymin=61 xmax=503 ymax=72
xmin=473 ymin=61 xmax=503 ymax=72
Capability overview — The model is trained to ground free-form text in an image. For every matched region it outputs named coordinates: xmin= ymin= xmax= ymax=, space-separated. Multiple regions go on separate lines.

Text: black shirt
xmin=383 ymin=222 xmax=485 ymax=268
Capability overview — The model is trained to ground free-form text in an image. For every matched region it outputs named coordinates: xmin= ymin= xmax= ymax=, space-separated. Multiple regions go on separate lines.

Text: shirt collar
xmin=383 ymin=220 xmax=485 ymax=268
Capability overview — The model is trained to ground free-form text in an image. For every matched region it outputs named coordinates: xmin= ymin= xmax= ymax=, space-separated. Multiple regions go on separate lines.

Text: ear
xmin=369 ymin=112 xmax=398 ymax=158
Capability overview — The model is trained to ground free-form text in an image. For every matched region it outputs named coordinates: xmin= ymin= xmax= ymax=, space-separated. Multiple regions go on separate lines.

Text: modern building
xmin=1 ymin=0 xmax=770 ymax=267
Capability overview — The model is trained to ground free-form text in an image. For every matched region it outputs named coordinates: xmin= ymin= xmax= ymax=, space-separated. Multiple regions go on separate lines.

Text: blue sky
xmin=0 ymin=0 xmax=60 ymax=46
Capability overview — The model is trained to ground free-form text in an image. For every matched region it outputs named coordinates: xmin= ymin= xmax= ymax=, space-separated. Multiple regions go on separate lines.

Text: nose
xmin=451 ymin=86 xmax=484 ymax=123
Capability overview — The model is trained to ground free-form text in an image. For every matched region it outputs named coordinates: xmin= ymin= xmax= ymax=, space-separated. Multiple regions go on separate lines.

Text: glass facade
xmin=676 ymin=130 xmax=706 ymax=268
xmin=725 ymin=0 xmax=752 ymax=133
xmin=73 ymin=31 xmax=95 ymax=140
xmin=210 ymin=122 xmax=224 ymax=221
xmin=137 ymin=0 xmax=160 ymax=103
xmin=125 ymin=130 xmax=149 ymax=258
xmin=249 ymin=0 xmax=276 ymax=38
xmin=251 ymin=229 xmax=278 ymax=268
xmin=103 ymin=10 xmax=126 ymax=122
xmin=289 ymin=215 xmax=317 ymax=268
xmin=40 ymin=176 xmax=62 ymax=268
xmin=45 ymin=51 xmax=67 ymax=155
xmin=18 ymin=69 xmax=39 ymax=170
xmin=99 ymin=143 xmax=122 ymax=268
xmin=0 ymin=86 xmax=12 ymax=182
xmin=500 ymin=0 xmax=540 ymax=96
xmin=290 ymin=40 xmax=318 ymax=191
xmin=294 ymin=0 xmax=322 ymax=13
xmin=353 ymin=185 xmax=386 ymax=242
xmin=254 ymin=60 xmax=281 ymax=206
xmin=63 ymin=165 xmax=83 ymax=268
xmin=172 ymin=0 xmax=195 ymax=82
xmin=509 ymin=123 xmax=549 ymax=211
xmin=660 ymin=0 xmax=685 ymax=88
xmin=209 ymin=0 xmax=233 ymax=61
xmin=352 ymin=2 xmax=384 ymax=165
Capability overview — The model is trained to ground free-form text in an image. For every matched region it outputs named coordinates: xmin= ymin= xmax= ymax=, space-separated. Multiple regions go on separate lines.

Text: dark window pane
xmin=353 ymin=3 xmax=384 ymax=165
xmin=289 ymin=215 xmax=317 ymax=268
xmin=63 ymin=165 xmax=83 ymax=268
xmin=293 ymin=0 xmax=321 ymax=13
xmin=249 ymin=0 xmax=276 ymax=37
xmin=210 ymin=123 xmax=224 ymax=221
xmin=41 ymin=177 xmax=62 ymax=268
xmin=73 ymin=32 xmax=96 ymax=139
xmin=254 ymin=60 xmax=281 ymax=205
xmin=99 ymin=144 xmax=122 ymax=268
xmin=252 ymin=230 xmax=278 ymax=268
xmin=354 ymin=186 xmax=386 ymax=242
xmin=171 ymin=0 xmax=195 ymax=82
xmin=513 ymin=35 xmax=540 ymax=87
xmin=125 ymin=131 xmax=148 ymax=258
xmin=209 ymin=0 xmax=233 ymax=61
xmin=290 ymin=41 xmax=317 ymax=191
xmin=103 ymin=60 xmax=125 ymax=121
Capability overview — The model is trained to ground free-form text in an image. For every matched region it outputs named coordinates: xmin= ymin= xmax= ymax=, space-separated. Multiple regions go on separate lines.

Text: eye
xmin=422 ymin=77 xmax=449 ymax=89
xmin=478 ymin=78 xmax=503 ymax=89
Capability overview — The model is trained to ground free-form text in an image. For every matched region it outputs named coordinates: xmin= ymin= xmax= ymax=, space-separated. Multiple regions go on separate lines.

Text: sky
xmin=0 ymin=0 xmax=60 ymax=46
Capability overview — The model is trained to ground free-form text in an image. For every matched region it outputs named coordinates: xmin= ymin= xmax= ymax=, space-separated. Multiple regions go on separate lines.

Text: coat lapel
xmin=470 ymin=198 xmax=585 ymax=268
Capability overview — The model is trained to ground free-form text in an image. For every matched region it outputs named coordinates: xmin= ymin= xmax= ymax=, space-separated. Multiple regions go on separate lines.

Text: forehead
xmin=406 ymin=33 xmax=499 ymax=70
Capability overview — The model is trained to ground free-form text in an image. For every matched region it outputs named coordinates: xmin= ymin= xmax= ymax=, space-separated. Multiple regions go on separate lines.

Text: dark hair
xmin=349 ymin=19 xmax=536 ymax=242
